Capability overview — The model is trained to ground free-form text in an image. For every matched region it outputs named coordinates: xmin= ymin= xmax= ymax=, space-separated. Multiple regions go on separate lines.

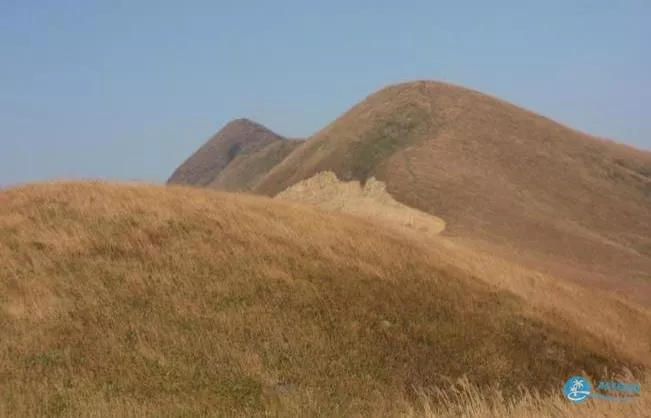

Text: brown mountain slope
xmin=166 ymin=118 xmax=302 ymax=190
xmin=0 ymin=182 xmax=649 ymax=415
xmin=253 ymin=81 xmax=651 ymax=305
xmin=208 ymin=139 xmax=302 ymax=192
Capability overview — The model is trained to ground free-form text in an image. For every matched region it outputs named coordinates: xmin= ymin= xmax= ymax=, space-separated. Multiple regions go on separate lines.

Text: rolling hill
xmin=172 ymin=81 xmax=651 ymax=305
xmin=166 ymin=118 xmax=302 ymax=191
xmin=0 ymin=182 xmax=649 ymax=416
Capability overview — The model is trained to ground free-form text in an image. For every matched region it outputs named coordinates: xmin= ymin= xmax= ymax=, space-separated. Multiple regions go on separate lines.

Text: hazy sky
xmin=1 ymin=1 xmax=650 ymax=186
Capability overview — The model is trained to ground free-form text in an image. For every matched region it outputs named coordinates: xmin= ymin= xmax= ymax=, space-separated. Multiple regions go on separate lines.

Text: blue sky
xmin=1 ymin=0 xmax=650 ymax=186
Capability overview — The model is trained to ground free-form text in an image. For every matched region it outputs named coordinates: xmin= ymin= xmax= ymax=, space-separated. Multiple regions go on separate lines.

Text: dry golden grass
xmin=253 ymin=81 xmax=651 ymax=307
xmin=274 ymin=171 xmax=651 ymax=416
xmin=274 ymin=172 xmax=651 ymax=366
xmin=2 ymin=181 xmax=649 ymax=416
xmin=2 ymin=376 xmax=649 ymax=417
xmin=407 ymin=375 xmax=650 ymax=418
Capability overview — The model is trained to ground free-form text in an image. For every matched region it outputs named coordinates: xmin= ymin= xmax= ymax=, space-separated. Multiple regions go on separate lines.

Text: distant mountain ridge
xmin=166 ymin=118 xmax=303 ymax=191
xmin=168 ymin=81 xmax=651 ymax=305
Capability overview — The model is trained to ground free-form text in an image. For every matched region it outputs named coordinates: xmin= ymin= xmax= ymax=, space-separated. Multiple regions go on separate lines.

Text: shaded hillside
xmin=167 ymin=118 xmax=302 ymax=190
xmin=253 ymin=81 xmax=651 ymax=305
xmin=209 ymin=139 xmax=302 ymax=192
xmin=0 ymin=182 xmax=648 ymax=416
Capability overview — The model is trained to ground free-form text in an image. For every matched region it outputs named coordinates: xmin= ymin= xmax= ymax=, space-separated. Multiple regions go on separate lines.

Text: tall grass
xmin=1 ymin=181 xmax=649 ymax=417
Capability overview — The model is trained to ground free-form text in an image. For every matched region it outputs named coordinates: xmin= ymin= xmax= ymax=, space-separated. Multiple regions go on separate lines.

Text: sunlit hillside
xmin=250 ymin=81 xmax=651 ymax=306
xmin=1 ymin=182 xmax=648 ymax=417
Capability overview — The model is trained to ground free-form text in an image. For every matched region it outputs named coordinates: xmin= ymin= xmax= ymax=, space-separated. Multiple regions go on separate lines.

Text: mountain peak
xmin=166 ymin=118 xmax=302 ymax=189
xmin=224 ymin=117 xmax=265 ymax=128
xmin=250 ymin=80 xmax=651 ymax=306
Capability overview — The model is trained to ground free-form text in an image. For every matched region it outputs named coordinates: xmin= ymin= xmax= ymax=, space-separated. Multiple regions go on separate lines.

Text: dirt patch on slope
xmin=276 ymin=171 xmax=446 ymax=236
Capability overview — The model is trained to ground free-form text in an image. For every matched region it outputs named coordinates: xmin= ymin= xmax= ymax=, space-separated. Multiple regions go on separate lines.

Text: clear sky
xmin=1 ymin=1 xmax=650 ymax=186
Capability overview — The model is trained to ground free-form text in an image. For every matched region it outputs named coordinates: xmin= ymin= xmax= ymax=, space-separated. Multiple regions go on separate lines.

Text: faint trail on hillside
xmin=402 ymin=148 xmax=418 ymax=185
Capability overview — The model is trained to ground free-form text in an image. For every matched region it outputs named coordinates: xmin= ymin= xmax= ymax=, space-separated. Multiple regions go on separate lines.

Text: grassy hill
xmin=250 ymin=81 xmax=651 ymax=306
xmin=166 ymin=118 xmax=302 ymax=191
xmin=1 ymin=182 xmax=649 ymax=416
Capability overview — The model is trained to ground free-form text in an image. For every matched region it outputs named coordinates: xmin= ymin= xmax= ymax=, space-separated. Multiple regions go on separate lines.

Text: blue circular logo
xmin=563 ymin=375 xmax=592 ymax=403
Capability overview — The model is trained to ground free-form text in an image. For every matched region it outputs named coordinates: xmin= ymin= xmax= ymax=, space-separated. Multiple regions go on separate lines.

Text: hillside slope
xmin=0 ymin=182 xmax=648 ymax=416
xmin=253 ymin=81 xmax=651 ymax=305
xmin=166 ymin=118 xmax=302 ymax=191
